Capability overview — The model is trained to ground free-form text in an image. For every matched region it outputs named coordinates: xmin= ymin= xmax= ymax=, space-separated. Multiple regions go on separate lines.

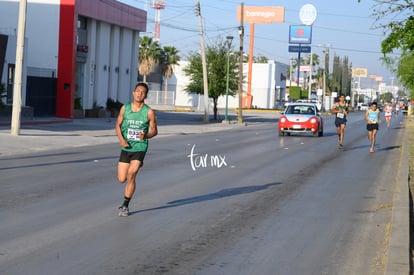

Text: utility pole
xmin=308 ymin=52 xmax=313 ymax=99
xmin=237 ymin=2 xmax=244 ymax=124
xmin=196 ymin=0 xmax=209 ymax=122
xmin=320 ymin=44 xmax=330 ymax=111
xmin=323 ymin=65 xmax=326 ymax=112
xmin=11 ymin=0 xmax=27 ymax=136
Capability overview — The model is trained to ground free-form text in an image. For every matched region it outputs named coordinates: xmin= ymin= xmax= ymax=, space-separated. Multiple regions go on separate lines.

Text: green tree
xmin=288 ymin=57 xmax=305 ymax=86
xmin=323 ymin=49 xmax=331 ymax=95
xmin=138 ymin=36 xmax=161 ymax=83
xmin=183 ymin=39 xmax=239 ymax=120
xmin=342 ymin=56 xmax=351 ymax=96
xmin=253 ymin=54 xmax=269 ymax=63
xmin=329 ymin=54 xmax=352 ymax=97
xmin=331 ymin=55 xmax=341 ymax=96
xmin=304 ymin=53 xmax=320 ymax=92
xmin=379 ymin=92 xmax=394 ymax=103
xmin=359 ymin=1 xmax=414 ymax=96
xmin=397 ymin=50 xmax=414 ymax=97
xmin=362 ymin=1 xmax=414 ymax=55
xmin=160 ymin=46 xmax=180 ymax=104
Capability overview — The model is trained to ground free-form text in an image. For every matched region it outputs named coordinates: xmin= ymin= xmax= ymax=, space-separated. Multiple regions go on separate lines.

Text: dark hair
xmin=371 ymin=101 xmax=377 ymax=106
xmin=135 ymin=82 xmax=149 ymax=92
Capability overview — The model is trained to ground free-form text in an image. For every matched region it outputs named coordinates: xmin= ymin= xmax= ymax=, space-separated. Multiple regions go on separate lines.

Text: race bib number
xmin=336 ymin=112 xmax=344 ymax=119
xmin=127 ymin=128 xmax=142 ymax=141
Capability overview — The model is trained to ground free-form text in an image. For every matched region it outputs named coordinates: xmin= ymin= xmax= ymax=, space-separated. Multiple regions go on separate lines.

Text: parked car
xmin=278 ymin=103 xmax=324 ymax=137
xmin=359 ymin=103 xmax=368 ymax=111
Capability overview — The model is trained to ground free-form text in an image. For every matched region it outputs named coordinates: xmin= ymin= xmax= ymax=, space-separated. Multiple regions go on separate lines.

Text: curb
xmin=0 ymin=118 xmax=73 ymax=127
xmin=385 ymin=121 xmax=410 ymax=274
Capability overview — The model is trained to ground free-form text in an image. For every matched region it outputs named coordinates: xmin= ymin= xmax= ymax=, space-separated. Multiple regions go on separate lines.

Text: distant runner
xmin=384 ymin=102 xmax=392 ymax=129
xmin=365 ymin=102 xmax=381 ymax=153
xmin=331 ymin=94 xmax=349 ymax=149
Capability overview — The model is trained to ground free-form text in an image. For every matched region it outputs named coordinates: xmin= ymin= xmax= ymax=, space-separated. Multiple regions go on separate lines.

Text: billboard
xmin=237 ymin=6 xmax=285 ymax=24
xmin=352 ymin=68 xmax=368 ymax=78
xmin=289 ymin=25 xmax=312 ymax=44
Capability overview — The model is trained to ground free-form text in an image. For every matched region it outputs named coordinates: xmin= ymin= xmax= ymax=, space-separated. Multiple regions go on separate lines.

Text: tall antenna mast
xmin=151 ymin=0 xmax=165 ymax=42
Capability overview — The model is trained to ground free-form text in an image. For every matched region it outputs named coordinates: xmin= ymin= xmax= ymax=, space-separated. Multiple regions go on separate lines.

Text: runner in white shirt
xmin=384 ymin=102 xmax=393 ymax=129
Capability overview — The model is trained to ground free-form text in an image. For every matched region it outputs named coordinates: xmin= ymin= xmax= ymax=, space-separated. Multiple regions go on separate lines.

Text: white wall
xmin=27 ymin=0 xmax=60 ymax=70
xmin=0 ymin=0 xmax=60 ymax=70
xmin=249 ymin=63 xmax=275 ymax=109
xmin=171 ymin=61 xmax=196 ymax=107
xmin=0 ymin=0 xmax=59 ymax=106
xmin=170 ymin=60 xmax=288 ymax=110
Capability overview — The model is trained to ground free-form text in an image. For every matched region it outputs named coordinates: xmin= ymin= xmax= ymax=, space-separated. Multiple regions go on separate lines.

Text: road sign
xmin=288 ymin=45 xmax=311 ymax=53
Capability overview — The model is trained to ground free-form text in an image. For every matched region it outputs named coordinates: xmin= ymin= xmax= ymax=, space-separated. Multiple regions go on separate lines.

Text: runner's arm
xmin=115 ymin=105 xmax=129 ymax=147
xmin=330 ymin=103 xmax=338 ymax=113
xmin=145 ymin=109 xmax=158 ymax=139
xmin=365 ymin=110 xmax=370 ymax=123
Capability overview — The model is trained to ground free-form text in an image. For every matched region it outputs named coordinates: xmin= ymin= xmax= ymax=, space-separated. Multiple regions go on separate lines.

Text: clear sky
xmin=118 ymin=0 xmax=395 ymax=85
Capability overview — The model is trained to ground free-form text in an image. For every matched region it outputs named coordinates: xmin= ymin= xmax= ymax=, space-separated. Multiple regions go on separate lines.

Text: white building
xmin=0 ymin=0 xmax=146 ymax=118
xmin=158 ymin=60 xmax=289 ymax=111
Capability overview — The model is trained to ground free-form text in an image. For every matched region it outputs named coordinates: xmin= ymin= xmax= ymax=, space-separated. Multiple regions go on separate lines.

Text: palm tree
xmin=138 ymin=36 xmax=161 ymax=83
xmin=160 ymin=46 xmax=180 ymax=104
xmin=253 ymin=54 xmax=269 ymax=63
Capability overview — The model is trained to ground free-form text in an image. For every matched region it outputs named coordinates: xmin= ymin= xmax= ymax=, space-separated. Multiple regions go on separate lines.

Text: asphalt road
xmin=0 ymin=112 xmax=405 ymax=274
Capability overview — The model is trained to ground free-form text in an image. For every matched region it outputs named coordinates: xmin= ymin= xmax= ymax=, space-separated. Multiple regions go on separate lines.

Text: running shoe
xmin=338 ymin=144 xmax=343 ymax=150
xmin=370 ymin=147 xmax=374 ymax=153
xmin=118 ymin=206 xmax=129 ymax=217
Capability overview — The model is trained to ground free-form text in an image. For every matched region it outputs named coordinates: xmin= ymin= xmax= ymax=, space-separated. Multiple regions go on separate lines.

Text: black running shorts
xmin=119 ymin=150 xmax=146 ymax=165
xmin=366 ymin=123 xmax=379 ymax=131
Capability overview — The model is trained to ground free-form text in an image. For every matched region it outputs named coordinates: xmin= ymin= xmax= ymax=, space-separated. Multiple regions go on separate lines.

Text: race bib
xmin=127 ymin=128 xmax=143 ymax=141
xmin=336 ymin=112 xmax=344 ymax=119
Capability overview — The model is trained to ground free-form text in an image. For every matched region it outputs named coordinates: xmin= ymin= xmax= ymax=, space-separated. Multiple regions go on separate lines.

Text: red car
xmin=278 ymin=103 xmax=324 ymax=137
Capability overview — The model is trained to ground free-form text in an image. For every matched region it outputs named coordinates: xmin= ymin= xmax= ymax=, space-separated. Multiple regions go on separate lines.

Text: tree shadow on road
xmin=129 ymin=182 xmax=282 ymax=216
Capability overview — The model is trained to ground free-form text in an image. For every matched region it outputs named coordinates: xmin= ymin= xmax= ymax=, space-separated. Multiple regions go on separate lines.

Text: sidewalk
xmin=0 ymin=107 xmax=278 ymax=157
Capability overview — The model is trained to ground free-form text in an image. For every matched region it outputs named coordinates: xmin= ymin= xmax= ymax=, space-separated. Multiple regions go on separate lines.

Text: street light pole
xmin=224 ymin=35 xmax=233 ymax=122
xmin=237 ymin=3 xmax=244 ymax=124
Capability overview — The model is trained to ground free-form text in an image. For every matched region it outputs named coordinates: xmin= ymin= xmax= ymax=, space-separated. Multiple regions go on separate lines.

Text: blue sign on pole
xmin=289 ymin=25 xmax=312 ymax=44
xmin=288 ymin=45 xmax=311 ymax=53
